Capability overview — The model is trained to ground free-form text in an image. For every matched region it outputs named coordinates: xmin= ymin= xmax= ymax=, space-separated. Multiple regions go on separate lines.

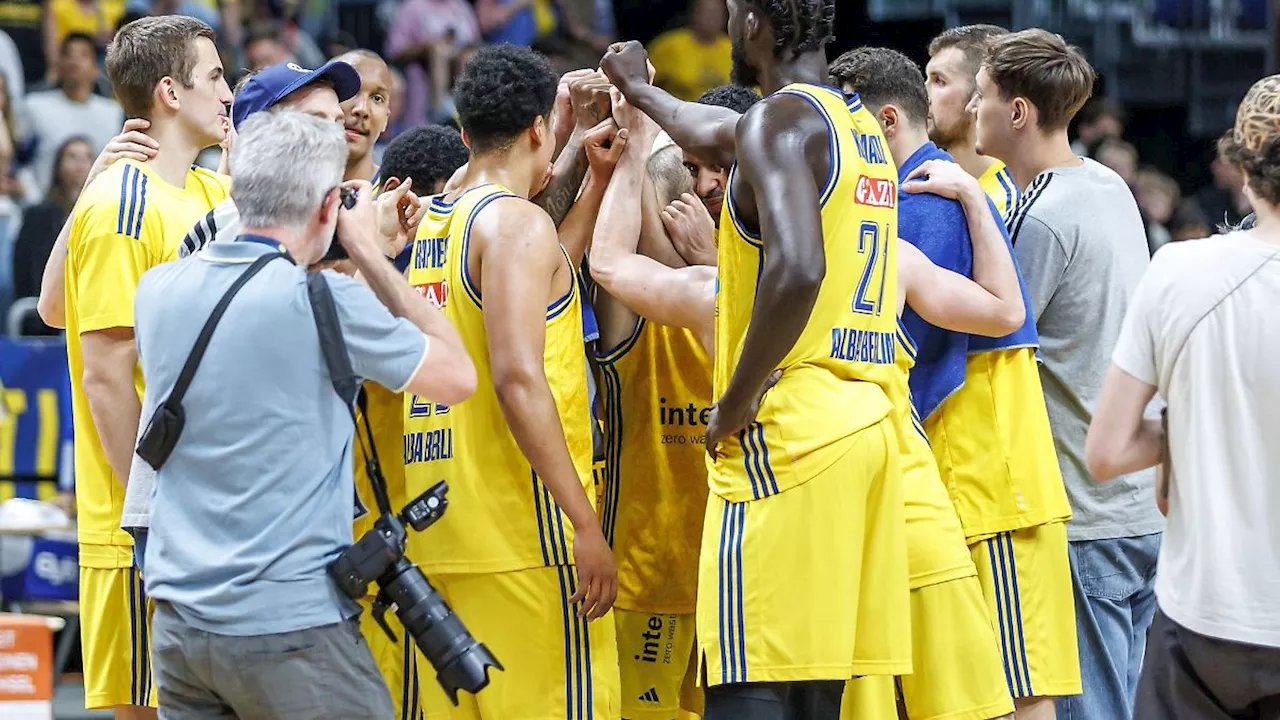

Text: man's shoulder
xmin=74 ymin=161 xmax=144 ymax=227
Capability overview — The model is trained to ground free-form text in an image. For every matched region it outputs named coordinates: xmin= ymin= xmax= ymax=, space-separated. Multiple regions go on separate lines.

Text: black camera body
xmin=320 ymin=186 xmax=360 ymax=263
xmin=330 ymin=481 xmax=503 ymax=704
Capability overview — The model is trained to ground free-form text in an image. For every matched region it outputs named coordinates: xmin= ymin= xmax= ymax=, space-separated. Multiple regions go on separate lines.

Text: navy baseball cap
xmin=232 ymin=60 xmax=361 ymax=130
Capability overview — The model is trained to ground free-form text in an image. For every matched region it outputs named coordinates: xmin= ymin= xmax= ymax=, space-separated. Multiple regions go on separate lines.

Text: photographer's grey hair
xmin=230 ymin=111 xmax=348 ymax=232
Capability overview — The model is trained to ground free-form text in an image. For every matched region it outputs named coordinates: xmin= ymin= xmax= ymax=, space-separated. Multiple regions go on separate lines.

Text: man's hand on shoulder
xmin=903 ymin=159 xmax=982 ymax=203
xmin=87 ymin=119 xmax=159 ymax=189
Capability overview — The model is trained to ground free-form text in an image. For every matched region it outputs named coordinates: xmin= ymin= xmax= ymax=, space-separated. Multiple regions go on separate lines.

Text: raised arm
xmin=601 ymin=41 xmax=740 ymax=170
xmin=556 ymin=118 xmax=626 ymax=267
xmin=590 ymin=103 xmax=715 ymax=350
xmin=706 ymin=97 xmax=827 ymax=447
xmin=533 ymin=72 xmax=613 ymax=226
xmin=478 ymin=200 xmax=616 ymax=619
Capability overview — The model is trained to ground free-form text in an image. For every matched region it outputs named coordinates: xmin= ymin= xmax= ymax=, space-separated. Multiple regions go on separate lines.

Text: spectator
xmin=0 ymin=0 xmax=44 ymax=83
xmin=20 ymin=33 xmax=122 ymax=195
xmin=0 ymin=28 xmax=24 ymax=105
xmin=975 ymin=30 xmax=1163 ymax=719
xmin=1134 ymin=168 xmax=1181 ymax=254
xmin=0 ymin=69 xmax=34 ymax=206
xmin=384 ymin=0 xmax=479 ymax=126
xmin=1094 ymin=137 xmax=1139 ymax=186
xmin=1169 ymin=197 xmax=1213 ymax=241
xmin=1087 ymin=72 xmax=1280 ymax=720
xmin=1196 ymin=153 xmax=1252 ymax=229
xmin=12 ymin=136 xmax=91 ymax=313
xmin=1072 ymin=97 xmax=1126 ymax=156
xmin=243 ymin=20 xmax=324 ymax=72
xmin=44 ymin=0 xmax=125 ymax=81
xmin=647 ymin=0 xmax=731 ymax=101
xmin=476 ymin=0 xmax=539 ymax=46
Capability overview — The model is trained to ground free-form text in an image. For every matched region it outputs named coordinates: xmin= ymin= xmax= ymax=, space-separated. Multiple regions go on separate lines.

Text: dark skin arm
xmin=601 ymin=41 xmax=740 ymax=171
xmin=704 ymin=95 xmax=831 ymax=450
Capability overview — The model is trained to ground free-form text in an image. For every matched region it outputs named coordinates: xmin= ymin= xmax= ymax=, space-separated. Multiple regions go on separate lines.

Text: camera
xmin=330 ymin=481 xmax=503 ymax=703
xmin=321 ymin=186 xmax=360 ymax=262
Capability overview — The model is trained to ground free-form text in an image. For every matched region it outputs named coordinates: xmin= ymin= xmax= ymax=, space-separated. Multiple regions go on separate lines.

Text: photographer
xmin=133 ymin=110 xmax=475 ymax=719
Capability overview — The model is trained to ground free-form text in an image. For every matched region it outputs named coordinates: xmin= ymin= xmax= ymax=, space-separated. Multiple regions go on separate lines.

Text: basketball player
xmin=591 ymin=106 xmax=709 ymax=720
xmin=925 ymin=25 xmax=1020 ymax=223
xmin=596 ymin=82 xmax=1028 ymax=719
xmin=61 ymin=15 xmax=232 ymax=718
xmin=829 ymin=46 xmax=1038 ymax=720
xmin=681 ymin=84 xmax=761 ymax=227
xmin=604 ymin=1 xmax=913 ymax=713
xmin=404 ymin=44 xmax=623 ymax=719
xmin=334 ymin=49 xmax=393 ymax=187
xmin=973 ymin=30 xmax=1157 ymax=720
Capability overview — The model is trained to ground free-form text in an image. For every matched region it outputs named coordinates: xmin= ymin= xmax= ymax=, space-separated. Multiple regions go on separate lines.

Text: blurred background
xmin=0 ymin=0 xmax=1271 ymax=716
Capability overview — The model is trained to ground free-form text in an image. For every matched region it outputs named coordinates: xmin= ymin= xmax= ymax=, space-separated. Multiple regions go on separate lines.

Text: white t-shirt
xmin=1112 ymin=231 xmax=1280 ymax=647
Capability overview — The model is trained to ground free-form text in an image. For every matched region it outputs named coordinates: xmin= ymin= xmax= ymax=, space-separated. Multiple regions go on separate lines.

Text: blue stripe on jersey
xmin=987 ymin=535 xmax=1017 ymax=696
xmin=995 ymin=534 xmax=1027 ymax=696
xmin=996 ymin=169 xmax=1015 ymax=225
xmin=532 ymin=472 xmax=552 ymax=565
xmin=124 ymin=167 xmax=141 ymax=238
xmin=733 ymin=503 xmax=747 ymax=682
xmin=458 ymin=191 xmax=516 ymax=308
xmin=140 ymin=571 xmax=151 ymax=705
xmin=1003 ymin=534 xmax=1034 ymax=696
xmin=556 ymin=564 xmax=575 ymax=718
xmin=774 ymin=90 xmax=841 ymax=207
xmin=134 ymin=175 xmax=149 ymax=240
xmin=755 ymin=424 xmax=780 ymax=496
xmin=127 ymin=569 xmax=140 ymax=705
xmin=717 ymin=502 xmax=732 ymax=684
xmin=116 ymin=166 xmax=130 ymax=235
xmin=739 ymin=427 xmax=761 ymax=499
xmin=571 ymin=569 xmax=585 ymax=719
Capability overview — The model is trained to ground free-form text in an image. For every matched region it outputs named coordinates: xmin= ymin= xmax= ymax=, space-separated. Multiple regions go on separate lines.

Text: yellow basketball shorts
xmin=418 ymin=565 xmax=621 ymax=719
xmin=696 ymin=417 xmax=910 ymax=686
xmin=971 ymin=521 xmax=1082 ymax=699
xmin=615 ymin=610 xmax=702 ymax=720
xmin=358 ymin=595 xmax=428 ymax=720
xmin=79 ymin=565 xmax=156 ymax=709
xmin=842 ymin=576 xmax=1014 ymax=720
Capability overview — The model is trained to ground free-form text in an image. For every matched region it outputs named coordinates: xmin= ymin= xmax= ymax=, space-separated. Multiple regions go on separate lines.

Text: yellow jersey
xmin=648 ymin=28 xmax=733 ymax=101
xmin=978 ymin=161 xmax=1020 ymax=227
xmin=404 ymin=185 xmax=594 ymax=574
xmin=710 ymin=84 xmax=898 ymax=503
xmin=597 ymin=318 xmax=712 ymax=615
xmin=925 ymin=348 xmax=1072 ymax=538
xmin=352 ymin=383 xmax=408 ymax=538
xmin=67 ymin=160 xmax=230 ymax=566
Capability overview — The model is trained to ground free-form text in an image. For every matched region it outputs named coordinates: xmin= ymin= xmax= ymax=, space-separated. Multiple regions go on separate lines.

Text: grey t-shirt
xmin=1010 ymin=157 xmax=1164 ymax=541
xmin=134 ymin=240 xmax=427 ymax=636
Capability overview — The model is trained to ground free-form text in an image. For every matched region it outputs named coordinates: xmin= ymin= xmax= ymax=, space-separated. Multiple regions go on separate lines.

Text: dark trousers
xmin=151 ymin=602 xmax=393 ymax=720
xmin=1136 ymin=607 xmax=1280 ymax=719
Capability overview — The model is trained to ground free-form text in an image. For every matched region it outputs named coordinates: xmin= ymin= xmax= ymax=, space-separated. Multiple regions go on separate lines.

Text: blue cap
xmin=232 ymin=60 xmax=361 ymax=130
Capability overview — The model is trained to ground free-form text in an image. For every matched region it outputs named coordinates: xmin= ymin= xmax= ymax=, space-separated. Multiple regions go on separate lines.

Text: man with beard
xmin=603 ymin=0 xmax=911 ymax=716
xmin=925 ymin=24 xmax=1019 ymax=224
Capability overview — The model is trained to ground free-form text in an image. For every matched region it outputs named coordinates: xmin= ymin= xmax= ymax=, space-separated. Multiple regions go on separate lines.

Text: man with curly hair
xmin=404 ymin=43 xmax=626 ymax=719
xmin=972 ymin=28 xmax=1157 ymax=719
xmin=1089 ymin=72 xmax=1280 ymax=720
xmin=604 ymin=0 xmax=913 ymax=716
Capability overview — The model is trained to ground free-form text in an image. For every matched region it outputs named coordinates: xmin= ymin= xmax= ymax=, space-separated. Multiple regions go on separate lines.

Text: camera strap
xmin=306 ymin=272 xmax=395 ymax=517
xmin=136 ymin=251 xmax=289 ymax=470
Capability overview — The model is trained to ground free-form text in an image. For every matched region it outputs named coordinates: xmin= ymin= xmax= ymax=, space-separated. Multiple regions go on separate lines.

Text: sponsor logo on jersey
xmin=639 ymin=688 xmax=660 ymax=703
xmin=854 ymin=175 xmax=896 ymax=208
xmin=416 ymin=280 xmax=449 ymax=309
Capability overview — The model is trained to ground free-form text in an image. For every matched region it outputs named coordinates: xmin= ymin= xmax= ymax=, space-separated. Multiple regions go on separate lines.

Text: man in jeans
xmin=134 ymin=110 xmax=476 ymax=718
xmin=971 ymin=29 xmax=1164 ymax=719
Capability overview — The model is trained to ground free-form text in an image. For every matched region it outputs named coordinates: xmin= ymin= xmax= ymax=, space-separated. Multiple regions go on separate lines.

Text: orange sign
xmin=0 ymin=614 xmax=53 ymax=702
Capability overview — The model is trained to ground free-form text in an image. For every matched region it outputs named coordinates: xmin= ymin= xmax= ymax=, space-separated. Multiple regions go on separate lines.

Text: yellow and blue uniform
xmin=66 ymin=159 xmax=229 ymax=709
xmin=597 ymin=318 xmax=710 ymax=720
xmin=901 ymin=149 xmax=1080 ymax=699
xmin=978 ymin=160 xmax=1020 ymax=226
xmin=841 ymin=329 xmax=1013 ymax=720
xmin=698 ymin=84 xmax=909 ymax=686
xmin=405 ymin=184 xmax=618 ymax=719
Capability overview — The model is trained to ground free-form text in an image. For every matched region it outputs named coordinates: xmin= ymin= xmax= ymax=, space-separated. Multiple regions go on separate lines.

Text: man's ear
xmin=382 ymin=176 xmax=401 ymax=194
xmin=318 ymin=186 xmax=342 ymax=225
xmin=1012 ymin=97 xmax=1031 ymax=131
xmin=877 ymin=105 xmax=900 ymax=139
xmin=531 ymin=114 xmax=549 ymax=148
xmin=155 ymin=77 xmax=181 ymax=113
xmin=459 ymin=128 xmax=472 ymax=149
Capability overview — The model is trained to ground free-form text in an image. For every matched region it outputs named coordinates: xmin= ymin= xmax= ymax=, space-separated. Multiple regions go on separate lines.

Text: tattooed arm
xmin=533 ymin=71 xmax=612 ymax=226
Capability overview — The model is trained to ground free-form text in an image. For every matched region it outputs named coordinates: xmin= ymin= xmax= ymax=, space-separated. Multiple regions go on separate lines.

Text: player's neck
xmin=462 ymin=151 xmax=539 ymax=199
xmin=889 ymin=129 xmax=930 ymax=171
xmin=1005 ymin=130 xmax=1079 ymax=191
xmin=946 ymin=139 xmax=997 ymax=180
xmin=144 ymin=120 xmax=205 ymax=188
xmin=346 ymin=153 xmax=376 ymax=183
xmin=760 ymin=51 xmax=829 ymax=95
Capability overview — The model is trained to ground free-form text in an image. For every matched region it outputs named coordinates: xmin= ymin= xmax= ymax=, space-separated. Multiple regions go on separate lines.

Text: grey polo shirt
xmin=134 ymin=239 xmax=428 ymax=636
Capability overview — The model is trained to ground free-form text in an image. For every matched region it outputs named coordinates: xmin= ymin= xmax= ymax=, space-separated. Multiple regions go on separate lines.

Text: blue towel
xmin=897 ymin=142 xmax=972 ymax=420
xmin=897 ymin=143 xmax=1040 ymax=420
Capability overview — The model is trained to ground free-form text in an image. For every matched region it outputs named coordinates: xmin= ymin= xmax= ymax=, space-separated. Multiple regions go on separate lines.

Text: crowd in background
xmin=0 ymin=0 xmax=1256 ymax=343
